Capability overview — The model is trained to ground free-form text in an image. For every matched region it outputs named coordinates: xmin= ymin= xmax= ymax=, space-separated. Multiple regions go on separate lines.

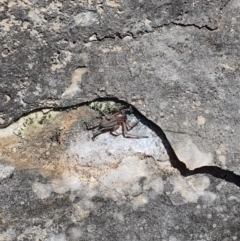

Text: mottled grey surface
xmin=1 ymin=0 xmax=240 ymax=240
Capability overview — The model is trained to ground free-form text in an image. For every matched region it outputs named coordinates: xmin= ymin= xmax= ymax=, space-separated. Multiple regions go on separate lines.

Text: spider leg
xmin=126 ymin=120 xmax=139 ymax=131
xmin=92 ymin=126 xmax=117 ymax=141
xmin=85 ymin=121 xmax=100 ymax=130
xmin=111 ymin=131 xmax=122 ymax=136
xmin=102 ymin=112 xmax=120 ymax=120
xmin=110 ymin=124 xmax=121 ymax=136
xmin=122 ymin=122 xmax=148 ymax=139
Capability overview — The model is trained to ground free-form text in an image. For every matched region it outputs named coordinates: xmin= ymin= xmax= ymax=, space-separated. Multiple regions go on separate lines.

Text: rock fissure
xmin=1 ymin=99 xmax=239 ymax=189
xmin=88 ymin=20 xmax=218 ymax=43
xmin=170 ymin=22 xmax=218 ymax=31
xmin=1 ymin=0 xmax=240 ymax=239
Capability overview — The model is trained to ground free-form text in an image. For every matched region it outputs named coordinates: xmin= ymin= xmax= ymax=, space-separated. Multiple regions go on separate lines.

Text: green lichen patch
xmin=12 ymin=109 xmax=59 ymax=139
xmin=89 ymin=100 xmax=132 ymax=114
xmin=89 ymin=101 xmax=117 ymax=113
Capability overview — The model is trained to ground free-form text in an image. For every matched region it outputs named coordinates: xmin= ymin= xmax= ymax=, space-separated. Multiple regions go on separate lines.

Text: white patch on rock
xmin=173 ymin=138 xmax=213 ymax=170
xmin=197 ymin=116 xmax=206 ymax=125
xmin=89 ymin=34 xmax=98 ymax=41
xmin=50 ymin=174 xmax=99 ymax=222
xmin=62 ymin=67 xmax=87 ymax=97
xmin=51 ymin=172 xmax=86 ymax=194
xmin=99 ymin=156 xmax=149 ymax=196
xmin=169 ymin=175 xmax=215 ymax=205
xmin=47 ymin=114 xmax=170 ymax=215
xmin=66 ymin=114 xmax=169 ymax=167
xmin=32 ymin=182 xmax=52 ymax=199
xmin=52 ymin=113 xmax=169 ymax=214
xmin=74 ymin=12 xmax=99 ymax=26
xmin=132 ymin=193 xmax=149 ymax=210
xmin=0 ymin=163 xmax=15 ymax=180
xmin=218 ymin=155 xmax=226 ymax=166
xmin=0 ymin=117 xmax=5 ymax=125
xmin=51 ymin=158 xmax=166 ymax=213
xmin=123 ymin=36 xmax=133 ymax=41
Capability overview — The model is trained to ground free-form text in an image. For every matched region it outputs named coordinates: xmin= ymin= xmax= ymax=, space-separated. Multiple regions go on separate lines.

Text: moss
xmin=11 ymin=110 xmax=60 ymax=139
xmin=38 ymin=115 xmax=47 ymax=125
xmin=89 ymin=101 xmax=117 ymax=113
xmin=89 ymin=100 xmax=133 ymax=115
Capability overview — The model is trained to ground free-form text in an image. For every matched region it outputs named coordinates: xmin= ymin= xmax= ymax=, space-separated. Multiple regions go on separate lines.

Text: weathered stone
xmin=1 ymin=0 xmax=240 ymax=240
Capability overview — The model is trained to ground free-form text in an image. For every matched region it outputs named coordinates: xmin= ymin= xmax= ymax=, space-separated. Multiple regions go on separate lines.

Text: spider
xmin=85 ymin=109 xmax=148 ymax=141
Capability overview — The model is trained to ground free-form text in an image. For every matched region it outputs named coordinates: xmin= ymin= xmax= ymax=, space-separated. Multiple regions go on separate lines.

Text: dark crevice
xmin=170 ymin=22 xmax=218 ymax=31
xmin=1 ymin=97 xmax=240 ymax=188
xmin=94 ymin=31 xmax=133 ymax=41
xmin=0 ymin=101 xmax=89 ymax=129
xmin=81 ymin=97 xmax=240 ymax=188
xmin=160 ymin=128 xmax=240 ymax=187
xmin=122 ymin=99 xmax=240 ymax=188
xmin=90 ymin=20 xmax=218 ymax=43
xmin=96 ymin=33 xmax=116 ymax=41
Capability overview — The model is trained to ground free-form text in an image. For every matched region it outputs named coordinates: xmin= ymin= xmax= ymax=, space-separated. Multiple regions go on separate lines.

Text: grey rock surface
xmin=1 ymin=0 xmax=240 ymax=240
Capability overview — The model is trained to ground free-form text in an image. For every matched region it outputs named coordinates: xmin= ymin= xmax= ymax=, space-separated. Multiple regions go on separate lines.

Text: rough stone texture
xmin=1 ymin=0 xmax=240 ymax=240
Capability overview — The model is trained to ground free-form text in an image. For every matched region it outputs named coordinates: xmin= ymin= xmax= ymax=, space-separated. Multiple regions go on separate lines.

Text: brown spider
xmin=85 ymin=109 xmax=148 ymax=141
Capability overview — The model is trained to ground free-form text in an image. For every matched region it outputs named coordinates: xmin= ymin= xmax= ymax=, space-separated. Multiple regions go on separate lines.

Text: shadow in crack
xmin=2 ymin=96 xmax=240 ymax=188
xmin=132 ymin=103 xmax=240 ymax=188
xmin=153 ymin=124 xmax=240 ymax=187
xmin=191 ymin=166 xmax=240 ymax=187
xmin=84 ymin=97 xmax=240 ymax=188
xmin=135 ymin=110 xmax=189 ymax=173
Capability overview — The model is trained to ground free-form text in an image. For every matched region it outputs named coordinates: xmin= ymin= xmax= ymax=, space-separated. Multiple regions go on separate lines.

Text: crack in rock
xmin=0 ymin=99 xmax=239 ymax=190
xmin=0 ymin=99 xmax=240 ymax=240
xmin=87 ymin=21 xmax=218 ymax=43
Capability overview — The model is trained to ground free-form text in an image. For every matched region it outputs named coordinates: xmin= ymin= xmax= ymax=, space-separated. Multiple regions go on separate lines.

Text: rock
xmin=1 ymin=0 xmax=240 ymax=240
